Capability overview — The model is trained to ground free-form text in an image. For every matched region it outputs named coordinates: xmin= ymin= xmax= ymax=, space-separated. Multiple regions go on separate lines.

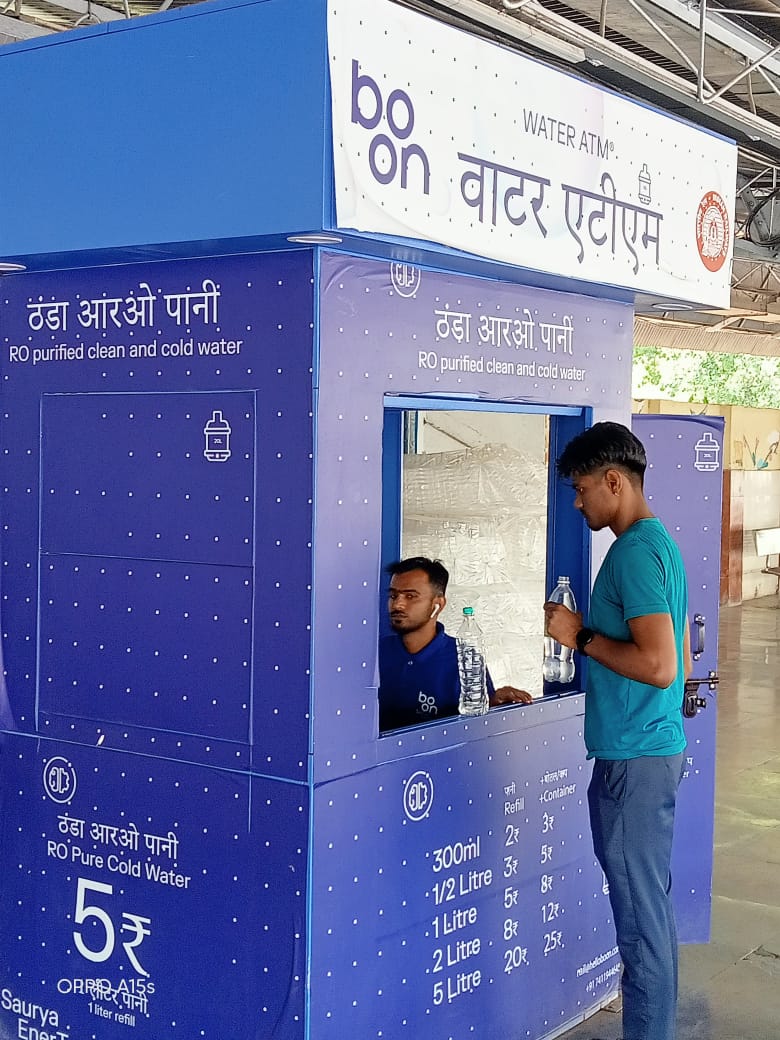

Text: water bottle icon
xmin=638 ymin=164 xmax=652 ymax=205
xmin=203 ymin=410 xmax=231 ymax=463
xmin=694 ymin=431 xmax=720 ymax=472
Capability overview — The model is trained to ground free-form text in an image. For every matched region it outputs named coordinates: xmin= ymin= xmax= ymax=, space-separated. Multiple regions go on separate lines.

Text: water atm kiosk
xmin=0 ymin=1 xmax=734 ymax=1038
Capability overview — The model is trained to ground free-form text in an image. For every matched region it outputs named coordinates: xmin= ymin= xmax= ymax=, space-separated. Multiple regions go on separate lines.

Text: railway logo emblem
xmin=696 ymin=191 xmax=729 ymax=273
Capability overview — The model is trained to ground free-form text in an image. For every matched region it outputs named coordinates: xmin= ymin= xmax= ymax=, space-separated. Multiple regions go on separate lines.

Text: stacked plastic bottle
xmin=456 ymin=607 xmax=489 ymax=715
xmin=543 ymin=576 xmax=576 ymax=683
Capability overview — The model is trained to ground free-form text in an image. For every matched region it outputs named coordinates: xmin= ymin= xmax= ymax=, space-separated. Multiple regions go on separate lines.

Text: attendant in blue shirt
xmin=544 ymin=422 xmax=692 ymax=1040
xmin=379 ymin=557 xmax=531 ymax=731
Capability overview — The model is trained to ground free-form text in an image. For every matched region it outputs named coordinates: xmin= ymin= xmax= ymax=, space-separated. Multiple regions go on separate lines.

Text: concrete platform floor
xmin=559 ymin=599 xmax=780 ymax=1040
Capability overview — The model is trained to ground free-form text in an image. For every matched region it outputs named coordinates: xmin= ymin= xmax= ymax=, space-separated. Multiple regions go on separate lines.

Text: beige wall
xmin=728 ymin=406 xmax=780 ymax=473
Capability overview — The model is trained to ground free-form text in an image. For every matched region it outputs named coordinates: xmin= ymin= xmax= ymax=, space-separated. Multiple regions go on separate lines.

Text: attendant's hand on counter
xmin=543 ymin=602 xmax=582 ymax=649
xmin=490 ymin=685 xmax=533 ymax=706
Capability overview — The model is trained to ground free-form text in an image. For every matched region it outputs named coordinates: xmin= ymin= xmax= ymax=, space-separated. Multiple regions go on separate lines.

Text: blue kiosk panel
xmin=637 ymin=414 xmax=724 ymax=943
xmin=310 ymin=716 xmax=620 ymax=1039
xmin=40 ymin=390 xmax=256 ymax=566
xmin=40 ymin=391 xmax=255 ymax=742
xmin=0 ymin=734 xmax=309 ymax=1039
xmin=0 ymin=251 xmax=315 ymax=778
xmin=0 ymin=250 xmax=316 ymax=1039
xmin=312 ymin=253 xmax=632 ymax=779
xmin=0 ymin=0 xmax=331 ymax=262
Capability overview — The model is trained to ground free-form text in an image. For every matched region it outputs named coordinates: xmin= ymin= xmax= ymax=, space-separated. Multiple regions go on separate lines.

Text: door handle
xmin=683 ymin=671 xmax=719 ymax=718
xmin=692 ymin=613 xmax=706 ymax=660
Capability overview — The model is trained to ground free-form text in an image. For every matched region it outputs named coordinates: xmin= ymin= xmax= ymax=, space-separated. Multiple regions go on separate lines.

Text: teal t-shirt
xmin=585 ymin=517 xmax=688 ymax=760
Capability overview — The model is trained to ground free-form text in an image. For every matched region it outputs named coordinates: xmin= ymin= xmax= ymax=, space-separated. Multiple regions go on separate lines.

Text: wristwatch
xmin=576 ymin=627 xmax=596 ymax=654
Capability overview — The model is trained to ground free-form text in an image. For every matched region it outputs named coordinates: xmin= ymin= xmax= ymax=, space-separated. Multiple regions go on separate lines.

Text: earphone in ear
xmin=430 ymin=604 xmax=440 ymax=618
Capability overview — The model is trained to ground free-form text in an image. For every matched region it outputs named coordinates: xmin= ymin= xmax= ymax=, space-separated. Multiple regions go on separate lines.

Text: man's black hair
xmin=385 ymin=557 xmax=449 ymax=596
xmin=556 ymin=421 xmax=647 ymax=484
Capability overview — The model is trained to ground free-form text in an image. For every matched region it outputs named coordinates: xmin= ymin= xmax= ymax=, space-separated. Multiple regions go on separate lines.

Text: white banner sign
xmin=328 ymin=0 xmax=737 ymax=307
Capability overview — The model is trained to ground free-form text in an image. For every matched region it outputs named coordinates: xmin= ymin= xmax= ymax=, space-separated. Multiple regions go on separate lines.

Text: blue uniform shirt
xmin=378 ymin=623 xmax=494 ymax=730
xmin=586 ymin=517 xmax=688 ymax=759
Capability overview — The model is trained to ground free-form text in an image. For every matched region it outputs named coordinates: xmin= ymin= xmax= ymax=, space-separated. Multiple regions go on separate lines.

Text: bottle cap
xmin=557 ymin=576 xmax=570 ymax=583
xmin=463 ymin=606 xmax=474 ymax=616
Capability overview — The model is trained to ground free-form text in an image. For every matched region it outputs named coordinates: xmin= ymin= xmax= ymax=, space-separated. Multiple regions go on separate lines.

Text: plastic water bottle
xmin=543 ymin=577 xmax=576 ymax=683
xmin=456 ymin=607 xmax=489 ymax=716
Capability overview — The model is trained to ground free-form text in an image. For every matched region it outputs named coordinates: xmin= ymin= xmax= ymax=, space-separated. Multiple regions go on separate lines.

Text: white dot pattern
xmin=636 ymin=415 xmax=722 ymax=942
xmin=2 ymin=255 xmax=314 ymax=777
xmin=311 ymin=705 xmax=618 ymax=1035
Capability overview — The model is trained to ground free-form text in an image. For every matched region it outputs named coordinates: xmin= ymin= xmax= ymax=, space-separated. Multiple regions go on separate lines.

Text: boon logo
xmin=351 ymin=60 xmax=431 ymax=195
xmin=43 ymin=756 xmax=77 ymax=805
xmin=403 ymin=770 xmax=434 ymax=822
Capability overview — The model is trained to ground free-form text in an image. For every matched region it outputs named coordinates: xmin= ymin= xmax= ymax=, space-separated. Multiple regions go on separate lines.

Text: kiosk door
xmin=634 ymin=413 xmax=723 ymax=944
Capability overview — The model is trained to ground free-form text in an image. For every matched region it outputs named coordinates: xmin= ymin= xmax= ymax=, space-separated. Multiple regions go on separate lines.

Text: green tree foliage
xmin=633 ymin=346 xmax=780 ymax=408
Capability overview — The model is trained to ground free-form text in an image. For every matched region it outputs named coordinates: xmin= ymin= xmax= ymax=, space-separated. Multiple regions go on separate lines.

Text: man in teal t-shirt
xmin=544 ymin=422 xmax=691 ymax=1040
